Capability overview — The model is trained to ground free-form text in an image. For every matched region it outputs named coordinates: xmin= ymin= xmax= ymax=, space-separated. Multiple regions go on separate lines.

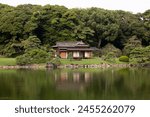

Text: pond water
xmin=0 ymin=68 xmax=150 ymax=100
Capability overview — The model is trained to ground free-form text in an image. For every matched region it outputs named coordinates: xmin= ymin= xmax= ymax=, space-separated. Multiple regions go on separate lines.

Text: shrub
xmin=103 ymin=52 xmax=116 ymax=63
xmin=16 ymin=49 xmax=50 ymax=65
xmin=50 ymin=57 xmax=61 ymax=65
xmin=101 ymin=43 xmax=122 ymax=57
xmin=67 ymin=52 xmax=73 ymax=61
xmin=119 ymin=56 xmax=129 ymax=62
xmin=16 ymin=55 xmax=31 ymax=65
xmin=92 ymin=49 xmax=101 ymax=57
xmin=129 ymin=46 xmax=150 ymax=63
xmin=123 ymin=35 xmax=142 ymax=56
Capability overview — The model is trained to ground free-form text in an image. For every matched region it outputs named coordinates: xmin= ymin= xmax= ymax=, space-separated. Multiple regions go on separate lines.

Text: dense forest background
xmin=0 ymin=4 xmax=149 ymax=64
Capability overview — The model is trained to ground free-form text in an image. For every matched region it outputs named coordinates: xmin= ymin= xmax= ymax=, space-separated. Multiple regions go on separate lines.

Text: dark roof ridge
xmin=52 ymin=41 xmax=90 ymax=48
xmin=56 ymin=41 xmax=83 ymax=43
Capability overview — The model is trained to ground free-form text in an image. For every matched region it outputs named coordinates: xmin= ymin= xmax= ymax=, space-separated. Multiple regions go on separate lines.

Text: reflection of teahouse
xmin=73 ymin=73 xmax=80 ymax=82
xmin=55 ymin=72 xmax=92 ymax=91
xmin=60 ymin=72 xmax=68 ymax=81
xmin=52 ymin=41 xmax=93 ymax=59
xmin=84 ymin=72 xmax=91 ymax=82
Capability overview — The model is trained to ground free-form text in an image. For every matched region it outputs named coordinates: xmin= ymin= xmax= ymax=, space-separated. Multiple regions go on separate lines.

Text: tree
xmin=101 ymin=43 xmax=122 ymax=57
xmin=75 ymin=8 xmax=120 ymax=48
xmin=123 ymin=35 xmax=142 ymax=56
xmin=129 ymin=46 xmax=150 ymax=63
xmin=140 ymin=10 xmax=150 ymax=45
xmin=0 ymin=4 xmax=42 ymax=56
xmin=22 ymin=35 xmax=41 ymax=51
xmin=0 ymin=3 xmax=149 ymax=58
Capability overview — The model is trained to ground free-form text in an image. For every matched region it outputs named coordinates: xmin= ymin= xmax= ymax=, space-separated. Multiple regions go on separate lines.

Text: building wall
xmin=59 ymin=51 xmax=92 ymax=59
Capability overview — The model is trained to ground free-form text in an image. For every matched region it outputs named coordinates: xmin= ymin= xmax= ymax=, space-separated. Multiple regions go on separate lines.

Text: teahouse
xmin=52 ymin=41 xmax=93 ymax=59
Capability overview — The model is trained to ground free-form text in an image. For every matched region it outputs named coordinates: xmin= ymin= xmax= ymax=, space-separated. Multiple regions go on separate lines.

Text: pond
xmin=0 ymin=68 xmax=150 ymax=100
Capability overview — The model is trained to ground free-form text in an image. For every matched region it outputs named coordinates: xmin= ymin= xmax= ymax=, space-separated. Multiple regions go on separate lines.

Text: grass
xmin=60 ymin=57 xmax=128 ymax=65
xmin=0 ymin=58 xmax=16 ymax=66
xmin=60 ymin=57 xmax=106 ymax=65
xmin=0 ymin=57 xmax=128 ymax=66
xmin=112 ymin=58 xmax=129 ymax=64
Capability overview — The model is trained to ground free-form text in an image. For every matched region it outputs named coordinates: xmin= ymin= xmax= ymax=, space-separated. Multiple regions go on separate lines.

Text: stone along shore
xmin=1 ymin=63 xmax=149 ymax=69
xmin=57 ymin=63 xmax=130 ymax=69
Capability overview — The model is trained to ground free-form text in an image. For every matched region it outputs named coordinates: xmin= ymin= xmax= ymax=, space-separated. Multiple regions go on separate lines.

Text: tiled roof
xmin=67 ymin=48 xmax=93 ymax=51
xmin=52 ymin=41 xmax=89 ymax=47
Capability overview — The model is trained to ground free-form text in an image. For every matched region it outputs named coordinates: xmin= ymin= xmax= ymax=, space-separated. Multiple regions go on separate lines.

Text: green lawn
xmin=60 ymin=57 xmax=128 ymax=65
xmin=0 ymin=58 xmax=16 ymax=66
xmin=60 ymin=57 xmax=106 ymax=65
xmin=0 ymin=57 xmax=127 ymax=66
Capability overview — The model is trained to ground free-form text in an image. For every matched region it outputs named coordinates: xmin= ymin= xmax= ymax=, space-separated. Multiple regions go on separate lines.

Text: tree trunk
xmin=98 ymin=39 xmax=101 ymax=48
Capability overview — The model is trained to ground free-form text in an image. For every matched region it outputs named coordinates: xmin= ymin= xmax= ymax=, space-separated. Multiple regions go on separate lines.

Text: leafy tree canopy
xmin=0 ymin=3 xmax=149 ymax=58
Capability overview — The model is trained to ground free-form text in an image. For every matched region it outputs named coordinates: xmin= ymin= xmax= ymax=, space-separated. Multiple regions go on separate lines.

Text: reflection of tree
xmin=85 ymin=68 xmax=150 ymax=99
xmin=0 ymin=68 xmax=150 ymax=99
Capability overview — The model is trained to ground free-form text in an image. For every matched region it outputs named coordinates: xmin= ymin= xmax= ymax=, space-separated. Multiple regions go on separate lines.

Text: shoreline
xmin=57 ymin=63 xmax=131 ymax=69
xmin=0 ymin=64 xmax=45 ymax=69
xmin=1 ymin=63 xmax=149 ymax=69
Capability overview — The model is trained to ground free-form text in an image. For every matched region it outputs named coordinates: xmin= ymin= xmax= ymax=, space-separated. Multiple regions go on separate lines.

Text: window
xmin=73 ymin=52 xmax=79 ymax=57
xmin=85 ymin=52 xmax=91 ymax=58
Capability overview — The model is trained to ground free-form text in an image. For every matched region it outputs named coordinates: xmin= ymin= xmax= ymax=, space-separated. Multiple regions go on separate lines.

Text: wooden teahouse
xmin=52 ymin=41 xmax=93 ymax=59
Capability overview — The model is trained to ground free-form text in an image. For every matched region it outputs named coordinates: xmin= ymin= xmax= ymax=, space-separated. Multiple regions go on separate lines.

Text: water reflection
xmin=0 ymin=68 xmax=150 ymax=100
xmin=54 ymin=71 xmax=92 ymax=91
xmin=55 ymin=71 xmax=91 ymax=82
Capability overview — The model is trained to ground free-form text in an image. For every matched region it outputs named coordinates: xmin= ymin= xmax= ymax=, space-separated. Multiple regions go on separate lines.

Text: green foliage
xmin=22 ymin=35 xmax=41 ymax=51
xmin=119 ymin=56 xmax=129 ymax=62
xmin=141 ymin=10 xmax=150 ymax=44
xmin=16 ymin=49 xmax=50 ymax=65
xmin=50 ymin=57 xmax=61 ymax=66
xmin=74 ymin=8 xmax=120 ymax=48
xmin=129 ymin=46 xmax=150 ymax=63
xmin=0 ymin=3 xmax=149 ymax=58
xmin=101 ymin=43 xmax=122 ymax=57
xmin=2 ymin=42 xmax=17 ymax=57
xmin=93 ymin=50 xmax=101 ymax=57
xmin=123 ymin=35 xmax=142 ymax=56
xmin=102 ymin=52 xmax=116 ymax=63
xmin=67 ymin=52 xmax=73 ymax=61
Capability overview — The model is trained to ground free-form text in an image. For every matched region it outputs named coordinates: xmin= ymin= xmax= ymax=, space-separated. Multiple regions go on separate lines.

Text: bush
xmin=123 ymin=35 xmax=142 ymax=56
xmin=101 ymin=43 xmax=122 ymax=57
xmin=102 ymin=52 xmax=116 ymax=63
xmin=129 ymin=46 xmax=150 ymax=63
xmin=119 ymin=56 xmax=129 ymax=62
xmin=16 ymin=49 xmax=50 ymax=65
xmin=16 ymin=55 xmax=30 ymax=65
xmin=67 ymin=52 xmax=73 ymax=61
xmin=50 ymin=57 xmax=61 ymax=66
